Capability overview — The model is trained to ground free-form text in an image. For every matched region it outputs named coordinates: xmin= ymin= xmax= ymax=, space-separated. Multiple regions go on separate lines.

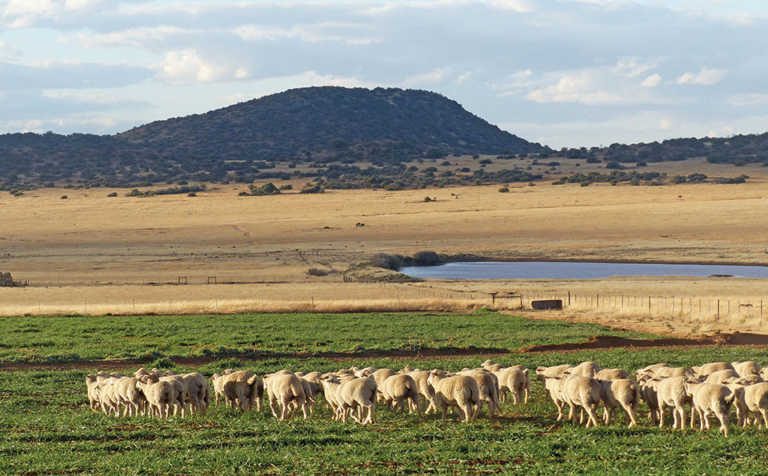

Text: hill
xmin=0 ymin=87 xmax=541 ymax=190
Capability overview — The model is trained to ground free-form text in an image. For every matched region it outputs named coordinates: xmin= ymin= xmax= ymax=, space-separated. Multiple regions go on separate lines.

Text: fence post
xmin=568 ymin=291 xmax=571 ymax=306
xmin=648 ymin=296 xmax=651 ymax=314
xmin=717 ymin=299 xmax=720 ymax=320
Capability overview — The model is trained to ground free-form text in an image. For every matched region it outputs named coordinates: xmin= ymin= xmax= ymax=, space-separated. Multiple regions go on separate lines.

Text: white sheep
xmin=685 ymin=382 xmax=736 ymax=437
xmin=561 ymin=375 xmax=602 ymax=428
xmin=655 ymin=376 xmax=690 ymax=430
xmin=597 ymin=378 xmax=639 ymax=428
xmin=743 ymin=382 xmax=768 ymax=428
xmin=336 ymin=376 xmax=377 ymax=425
xmin=691 ymin=362 xmax=734 ymax=378
xmin=460 ymin=369 xmax=500 ymax=418
xmin=428 ymin=373 xmax=480 ymax=423
xmin=732 ymin=361 xmax=761 ymax=378
xmin=136 ymin=374 xmax=177 ymax=419
xmin=495 ymin=366 xmax=529 ymax=405
xmin=264 ymin=372 xmax=308 ymax=421
xmin=381 ymin=374 xmax=421 ymax=414
xmin=407 ymin=370 xmax=438 ymax=414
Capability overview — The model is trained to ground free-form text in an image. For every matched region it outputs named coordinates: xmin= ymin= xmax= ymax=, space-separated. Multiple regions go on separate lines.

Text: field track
xmin=6 ymin=331 xmax=768 ymax=371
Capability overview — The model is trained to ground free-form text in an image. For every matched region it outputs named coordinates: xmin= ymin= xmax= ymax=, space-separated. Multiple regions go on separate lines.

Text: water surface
xmin=400 ymin=261 xmax=768 ymax=280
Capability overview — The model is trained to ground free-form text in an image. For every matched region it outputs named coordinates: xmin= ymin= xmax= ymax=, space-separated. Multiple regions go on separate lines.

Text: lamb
xmin=705 ymin=369 xmax=740 ymax=384
xmin=136 ymin=374 xmax=177 ymax=419
xmin=381 ymin=374 xmax=421 ymax=414
xmin=495 ymin=366 xmax=529 ymax=405
xmin=459 ymin=369 xmax=500 ymax=418
xmin=732 ymin=361 xmax=761 ymax=378
xmin=655 ymin=376 xmax=691 ymax=430
xmin=561 ymin=375 xmax=602 ymax=427
xmin=595 ymin=368 xmax=630 ymax=381
xmin=685 ymin=382 xmax=736 ymax=437
xmin=691 ymin=362 xmax=734 ymax=378
xmin=597 ymin=378 xmax=639 ymax=428
xmin=114 ymin=377 xmax=146 ymax=417
xmin=181 ymin=372 xmax=209 ymax=415
xmin=568 ymin=361 xmax=601 ymax=378
xmin=428 ymin=373 xmax=480 ymax=423
xmin=264 ymin=372 xmax=308 ymax=421
xmin=372 ymin=368 xmax=396 ymax=402
xmin=218 ymin=371 xmax=263 ymax=412
xmin=743 ymin=382 xmax=768 ymax=428
xmin=407 ymin=370 xmax=438 ymax=414
xmin=336 ymin=376 xmax=377 ymax=425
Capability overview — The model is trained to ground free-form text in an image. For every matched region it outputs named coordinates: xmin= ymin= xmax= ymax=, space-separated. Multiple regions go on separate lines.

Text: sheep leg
xmin=586 ymin=405 xmax=599 ymax=428
xmin=524 ymin=388 xmax=529 ymax=404
xmin=567 ymin=402 xmax=576 ymax=422
xmin=716 ymin=411 xmax=729 ymax=437
xmin=623 ymin=403 xmax=637 ymax=429
xmin=658 ymin=402 xmax=666 ymax=428
xmin=761 ymin=410 xmax=768 ymax=428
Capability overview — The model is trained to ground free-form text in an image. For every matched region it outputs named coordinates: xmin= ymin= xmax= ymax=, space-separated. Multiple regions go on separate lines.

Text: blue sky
xmin=1 ymin=0 xmax=767 ymax=147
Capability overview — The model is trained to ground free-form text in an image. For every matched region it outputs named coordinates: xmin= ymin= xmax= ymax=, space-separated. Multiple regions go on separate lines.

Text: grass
xmin=0 ymin=310 xmax=657 ymax=363
xmin=4 ymin=345 xmax=768 ymax=474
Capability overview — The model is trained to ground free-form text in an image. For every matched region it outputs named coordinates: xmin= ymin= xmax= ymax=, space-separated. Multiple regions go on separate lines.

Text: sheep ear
xmin=523 ymin=369 xmax=529 ymax=375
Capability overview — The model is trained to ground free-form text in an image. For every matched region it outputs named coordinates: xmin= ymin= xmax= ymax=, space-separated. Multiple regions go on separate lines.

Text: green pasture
xmin=2 ymin=311 xmax=768 ymax=474
xmin=0 ymin=310 xmax=655 ymax=363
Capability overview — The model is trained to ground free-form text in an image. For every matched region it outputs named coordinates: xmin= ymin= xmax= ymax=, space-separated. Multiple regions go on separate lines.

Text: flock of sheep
xmin=84 ymin=359 xmax=768 ymax=436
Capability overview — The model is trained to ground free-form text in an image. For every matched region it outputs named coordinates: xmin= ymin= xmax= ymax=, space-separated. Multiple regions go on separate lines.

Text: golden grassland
xmin=2 ymin=158 xmax=768 ymax=335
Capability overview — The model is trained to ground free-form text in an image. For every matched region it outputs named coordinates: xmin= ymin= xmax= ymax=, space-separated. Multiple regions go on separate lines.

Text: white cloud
xmin=402 ymin=68 xmax=450 ymax=86
xmin=659 ymin=118 xmax=671 ymax=129
xmin=641 ymin=73 xmax=661 ymax=87
xmin=234 ymin=24 xmax=379 ymax=45
xmin=677 ymin=68 xmax=727 ymax=85
xmin=160 ymin=49 xmax=237 ymax=83
xmin=526 ymin=71 xmax=625 ymax=105
xmin=456 ymin=71 xmax=472 ymax=84
xmin=361 ymin=0 xmax=533 ymax=15
xmin=613 ymin=57 xmax=659 ymax=78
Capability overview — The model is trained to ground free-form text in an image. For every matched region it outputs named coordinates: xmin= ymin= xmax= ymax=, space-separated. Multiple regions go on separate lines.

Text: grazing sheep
xmin=743 ymin=382 xmax=768 ymax=428
xmin=597 ymin=378 xmax=639 ymax=428
xmin=732 ymin=361 xmax=761 ymax=378
xmin=320 ymin=377 xmax=345 ymax=420
xmin=429 ymin=373 xmax=480 ymax=423
xmin=495 ymin=366 xmax=529 ymax=405
xmin=705 ymin=369 xmax=740 ymax=384
xmin=219 ymin=371 xmax=263 ymax=412
xmin=655 ymin=377 xmax=690 ymax=430
xmin=568 ymin=361 xmax=601 ymax=378
xmin=159 ymin=375 xmax=188 ymax=417
xmin=181 ymin=373 xmax=209 ymax=415
xmin=595 ymin=368 xmax=630 ymax=381
xmin=561 ymin=375 xmax=602 ymax=428
xmin=264 ymin=372 xmax=308 ymax=421
xmin=685 ymin=382 xmax=736 ymax=437
xmin=372 ymin=368 xmax=396 ymax=402
xmin=691 ymin=362 xmax=734 ymax=378
xmin=538 ymin=374 xmax=569 ymax=422
xmin=637 ymin=376 xmax=661 ymax=425
xmin=460 ymin=369 xmax=500 ymax=418
xmin=336 ymin=377 xmax=377 ymax=425
xmin=136 ymin=374 xmax=176 ymax=420
xmin=85 ymin=372 xmax=109 ymax=412
xmin=210 ymin=373 xmax=226 ymax=406
xmin=114 ymin=377 xmax=146 ymax=417
xmin=407 ymin=370 xmax=438 ymax=414
xmin=381 ymin=374 xmax=421 ymax=414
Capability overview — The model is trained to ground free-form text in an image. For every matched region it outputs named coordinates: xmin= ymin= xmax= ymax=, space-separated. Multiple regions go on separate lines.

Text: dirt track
xmin=5 ymin=332 xmax=767 ymax=371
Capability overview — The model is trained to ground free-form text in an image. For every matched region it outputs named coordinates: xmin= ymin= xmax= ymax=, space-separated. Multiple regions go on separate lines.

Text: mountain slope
xmin=119 ymin=86 xmax=540 ymax=161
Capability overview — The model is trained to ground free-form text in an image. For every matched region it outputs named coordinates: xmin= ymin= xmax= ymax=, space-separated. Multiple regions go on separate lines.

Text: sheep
xmin=595 ymin=368 xmax=630 ymax=381
xmin=495 ymin=366 xmax=529 ymax=405
xmin=537 ymin=373 xmax=569 ymax=422
xmin=136 ymin=374 xmax=177 ymax=420
xmin=705 ymin=369 xmax=740 ymax=384
xmin=597 ymin=378 xmax=639 ymax=428
xmin=320 ymin=377 xmax=345 ymax=420
xmin=568 ymin=361 xmax=601 ymax=378
xmin=218 ymin=371 xmax=263 ymax=412
xmin=180 ymin=372 xmax=209 ymax=415
xmin=372 ymin=368 xmax=396 ymax=402
xmin=460 ymin=369 xmax=500 ymax=418
xmin=95 ymin=377 xmax=121 ymax=416
xmin=85 ymin=372 xmax=109 ymax=412
xmin=723 ymin=381 xmax=749 ymax=427
xmin=114 ymin=377 xmax=147 ymax=417
xmin=655 ymin=376 xmax=691 ymax=430
xmin=691 ymin=362 xmax=734 ymax=378
xmin=561 ymin=375 xmax=602 ymax=428
xmin=264 ymin=372 xmax=308 ymax=421
xmin=685 ymin=382 xmax=736 ymax=437
xmin=743 ymin=382 xmax=768 ymax=428
xmin=297 ymin=376 xmax=318 ymax=415
xmin=159 ymin=375 xmax=187 ymax=417
xmin=428 ymin=373 xmax=480 ymax=423
xmin=211 ymin=373 xmax=226 ymax=406
xmin=381 ymin=374 xmax=420 ymax=414
xmin=636 ymin=376 xmax=662 ymax=425
xmin=536 ymin=364 xmax=573 ymax=381
xmin=407 ymin=370 xmax=438 ymax=414
xmin=732 ymin=361 xmax=761 ymax=378
xmin=336 ymin=377 xmax=377 ymax=425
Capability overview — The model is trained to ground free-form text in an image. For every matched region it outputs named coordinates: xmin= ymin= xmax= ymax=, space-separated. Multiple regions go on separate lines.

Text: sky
xmin=1 ymin=0 xmax=767 ymax=148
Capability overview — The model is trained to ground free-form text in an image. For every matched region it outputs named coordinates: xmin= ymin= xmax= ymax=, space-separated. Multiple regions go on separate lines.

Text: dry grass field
xmin=2 ymin=158 xmax=768 ymax=335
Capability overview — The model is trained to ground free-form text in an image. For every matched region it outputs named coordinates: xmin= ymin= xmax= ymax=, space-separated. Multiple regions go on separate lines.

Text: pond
xmin=399 ymin=261 xmax=768 ymax=280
